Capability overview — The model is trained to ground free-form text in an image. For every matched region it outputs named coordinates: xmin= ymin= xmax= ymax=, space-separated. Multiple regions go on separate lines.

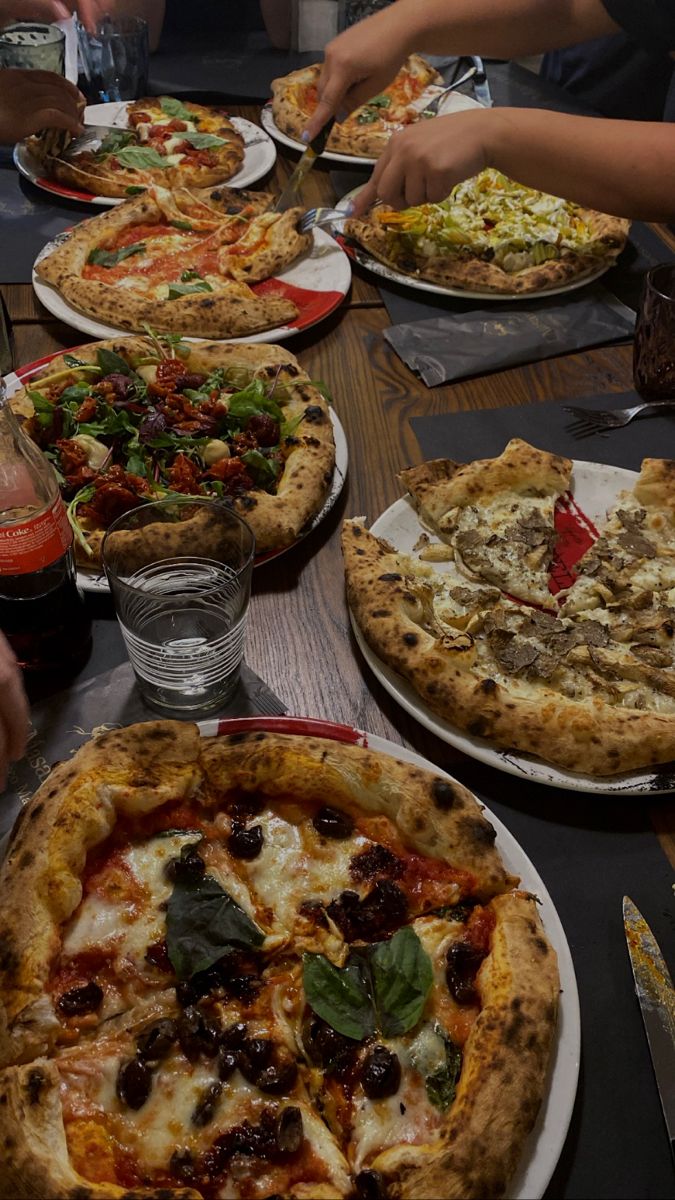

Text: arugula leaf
xmin=181 ymin=268 xmax=203 ymax=282
xmin=424 ymin=1026 xmax=462 ymax=1112
xmin=87 ymin=242 xmax=147 ymax=268
xmin=227 ymin=382 xmax=283 ymax=428
xmin=160 ymin=95 xmax=195 ymax=124
xmin=27 ymin=389 xmax=55 ymax=426
xmin=96 ymin=347 xmax=134 ymax=378
xmin=240 ymin=449 xmax=279 ymax=490
xmin=170 ymin=219 xmax=194 ymax=232
xmin=166 ymin=872 xmax=265 ymax=980
xmin=181 ymin=131 xmax=226 ymax=149
xmin=125 ymin=450 xmax=147 ymax=477
xmin=370 ymin=926 xmax=433 ymax=1038
xmin=303 ymin=953 xmax=375 ymax=1042
xmin=357 ymin=109 xmax=379 ymax=125
xmin=43 ymin=448 xmax=65 ymax=485
xmin=167 ymin=281 xmax=213 ymax=299
xmin=114 ymin=145 xmax=168 ymax=170
xmin=58 ymin=382 xmax=91 ymax=405
xmin=63 ymin=353 xmax=87 ymax=368
xmin=280 ymin=411 xmax=304 ymax=440
xmin=96 ymin=128 xmax=135 ymax=158
xmin=66 ymin=484 xmax=96 ymax=558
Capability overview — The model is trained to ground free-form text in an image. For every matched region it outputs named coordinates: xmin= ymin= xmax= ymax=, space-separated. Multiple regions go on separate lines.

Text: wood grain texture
xmin=2 ymin=104 xmax=674 ymax=869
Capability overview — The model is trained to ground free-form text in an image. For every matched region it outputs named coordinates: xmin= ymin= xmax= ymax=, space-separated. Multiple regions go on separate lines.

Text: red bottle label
xmin=0 ymin=496 xmax=73 ymax=575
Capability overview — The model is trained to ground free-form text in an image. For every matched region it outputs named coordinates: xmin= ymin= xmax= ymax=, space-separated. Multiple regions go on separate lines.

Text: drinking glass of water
xmin=76 ymin=14 xmax=149 ymax=102
xmin=0 ymin=23 xmax=66 ymax=73
xmin=103 ymin=499 xmax=255 ymax=713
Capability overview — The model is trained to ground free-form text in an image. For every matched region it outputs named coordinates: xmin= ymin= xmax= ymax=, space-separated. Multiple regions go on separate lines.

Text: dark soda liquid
xmin=0 ymin=551 xmax=92 ymax=677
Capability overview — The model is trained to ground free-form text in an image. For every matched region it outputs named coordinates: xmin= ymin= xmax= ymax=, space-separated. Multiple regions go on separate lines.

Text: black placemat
xmin=0 ymin=152 xmax=89 ymax=284
xmin=1 ymin=658 xmax=286 ymax=841
xmin=411 ymin=391 xmax=675 ymax=470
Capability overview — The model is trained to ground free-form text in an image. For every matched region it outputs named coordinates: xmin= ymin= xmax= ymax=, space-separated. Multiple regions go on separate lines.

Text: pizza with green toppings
xmin=344 ymin=168 xmax=630 ymax=293
xmin=11 ymin=336 xmax=336 ymax=564
xmin=35 ymin=95 xmax=246 ymax=199
xmin=0 ymin=722 xmax=559 ymax=1199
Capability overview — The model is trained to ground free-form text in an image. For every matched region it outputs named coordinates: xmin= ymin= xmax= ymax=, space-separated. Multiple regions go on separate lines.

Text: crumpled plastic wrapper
xmin=0 ymin=660 xmax=286 ymax=845
xmin=384 ymin=288 xmax=636 ymax=387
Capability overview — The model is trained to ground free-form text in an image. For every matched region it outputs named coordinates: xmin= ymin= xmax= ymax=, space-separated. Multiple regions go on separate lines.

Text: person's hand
xmin=352 ymin=109 xmax=497 ymax=214
xmin=303 ymin=6 xmax=415 ymax=142
xmin=0 ymin=68 xmax=83 ymax=144
xmin=0 ymin=633 xmax=29 ymax=791
xmin=0 ymin=0 xmax=71 ymax=23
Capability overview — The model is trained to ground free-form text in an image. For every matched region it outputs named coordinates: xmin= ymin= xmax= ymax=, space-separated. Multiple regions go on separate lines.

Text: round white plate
xmin=260 ymin=89 xmax=481 ymax=166
xmin=6 ymin=353 xmax=348 ymax=595
xmin=196 ymin=714 xmax=580 ymax=1200
xmin=352 ymin=460 xmax=675 ymax=795
xmin=14 ymin=101 xmax=277 ymax=206
xmin=32 ymin=226 xmax=351 ymax=345
xmin=335 ymin=186 xmax=613 ymax=301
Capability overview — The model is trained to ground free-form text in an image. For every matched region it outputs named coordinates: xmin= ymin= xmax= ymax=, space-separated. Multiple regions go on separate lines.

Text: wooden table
xmin=2 ymin=104 xmax=675 ymax=1200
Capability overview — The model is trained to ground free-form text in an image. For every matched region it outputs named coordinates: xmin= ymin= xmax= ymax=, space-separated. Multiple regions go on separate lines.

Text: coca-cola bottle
xmin=0 ymin=383 xmax=91 ymax=679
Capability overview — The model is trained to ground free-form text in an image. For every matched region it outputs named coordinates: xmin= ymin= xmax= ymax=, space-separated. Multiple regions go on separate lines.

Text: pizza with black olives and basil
xmin=0 ymin=723 xmax=558 ymax=1200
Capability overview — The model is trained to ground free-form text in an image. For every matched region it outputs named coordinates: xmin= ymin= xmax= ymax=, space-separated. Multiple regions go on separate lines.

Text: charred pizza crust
xmin=271 ymin=56 xmax=443 ymax=159
xmin=34 ymin=187 xmax=310 ymax=339
xmin=13 ymin=337 xmax=336 ymax=559
xmin=344 ymin=206 xmax=629 ymax=294
xmin=0 ymin=723 xmax=557 ymax=1200
xmin=35 ymin=96 xmax=246 ymax=199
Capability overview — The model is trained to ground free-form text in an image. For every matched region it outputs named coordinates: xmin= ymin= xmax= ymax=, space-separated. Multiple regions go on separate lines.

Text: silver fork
xmin=564 ymin=399 xmax=675 ymax=437
xmin=419 ymin=65 xmax=478 ymax=118
xmin=299 ymin=207 xmax=351 ymax=233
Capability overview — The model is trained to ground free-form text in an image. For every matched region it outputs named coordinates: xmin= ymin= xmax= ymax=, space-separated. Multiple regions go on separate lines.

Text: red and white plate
xmin=351 ymin=461 xmax=675 ymax=795
xmin=31 ymin=226 xmax=351 ymax=345
xmin=196 ymin=714 xmax=580 ymax=1200
xmin=14 ymin=101 xmax=277 ymax=206
xmin=5 ymin=349 xmax=348 ymax=593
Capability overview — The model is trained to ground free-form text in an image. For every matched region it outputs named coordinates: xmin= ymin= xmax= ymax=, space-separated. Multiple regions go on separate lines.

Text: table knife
xmin=274 ymin=118 xmax=336 ymax=214
xmin=623 ymin=896 xmax=675 ymax=1160
xmin=470 ymin=56 xmax=493 ymax=107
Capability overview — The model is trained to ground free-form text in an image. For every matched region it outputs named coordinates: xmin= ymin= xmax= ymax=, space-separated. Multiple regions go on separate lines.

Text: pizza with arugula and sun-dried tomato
xmin=0 ymin=722 xmax=558 ymax=1200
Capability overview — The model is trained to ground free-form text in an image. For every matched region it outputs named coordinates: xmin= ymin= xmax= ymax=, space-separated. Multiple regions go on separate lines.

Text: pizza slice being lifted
xmin=35 ymin=185 xmax=311 ymax=339
xmin=400 ymin=439 xmax=572 ymax=608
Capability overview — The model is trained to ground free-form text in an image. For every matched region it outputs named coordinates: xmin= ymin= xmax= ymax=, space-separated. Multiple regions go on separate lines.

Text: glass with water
xmin=103 ymin=499 xmax=255 ymax=713
xmin=0 ymin=23 xmax=65 ymax=73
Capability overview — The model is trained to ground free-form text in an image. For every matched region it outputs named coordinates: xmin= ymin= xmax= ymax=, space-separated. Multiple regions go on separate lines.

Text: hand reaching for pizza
xmin=0 ymin=69 xmax=84 ymax=145
xmin=0 ymin=632 xmax=29 ymax=790
xmin=352 ymin=109 xmax=495 ymax=214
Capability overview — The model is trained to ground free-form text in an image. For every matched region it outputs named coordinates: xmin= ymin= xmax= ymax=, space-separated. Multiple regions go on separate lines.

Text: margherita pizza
xmin=343 ymin=169 xmax=629 ymax=293
xmin=34 ymin=185 xmax=311 ymax=339
xmin=12 ymin=336 xmax=335 ymax=562
xmin=0 ymin=722 xmax=559 ymax=1199
xmin=271 ymin=56 xmax=443 ymax=158
xmin=343 ymin=441 xmax=675 ymax=776
xmin=33 ymin=95 xmax=246 ymax=199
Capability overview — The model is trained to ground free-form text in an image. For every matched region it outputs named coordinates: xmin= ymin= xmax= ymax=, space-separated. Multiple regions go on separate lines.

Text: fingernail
xmin=300 ymin=130 xmax=310 ymax=143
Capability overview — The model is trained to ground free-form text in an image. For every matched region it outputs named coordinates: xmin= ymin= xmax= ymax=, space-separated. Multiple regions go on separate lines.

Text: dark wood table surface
xmin=2 ymin=103 xmax=674 ymax=1199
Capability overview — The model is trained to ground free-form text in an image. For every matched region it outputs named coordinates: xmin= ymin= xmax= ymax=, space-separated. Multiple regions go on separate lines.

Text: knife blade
xmin=273 ymin=118 xmax=336 ymax=214
xmin=623 ymin=896 xmax=675 ymax=1159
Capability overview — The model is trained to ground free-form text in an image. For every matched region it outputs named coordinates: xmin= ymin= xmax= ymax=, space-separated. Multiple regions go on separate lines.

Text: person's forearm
xmin=383 ymin=0 xmax=619 ymax=60
xmin=487 ymin=109 xmax=675 ymax=221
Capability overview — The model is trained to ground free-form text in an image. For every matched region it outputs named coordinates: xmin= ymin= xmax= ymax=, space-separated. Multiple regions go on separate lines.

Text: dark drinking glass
xmin=633 ymin=263 xmax=675 ymax=400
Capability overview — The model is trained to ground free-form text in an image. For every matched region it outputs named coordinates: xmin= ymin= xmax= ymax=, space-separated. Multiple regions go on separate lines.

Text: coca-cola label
xmin=0 ymin=496 xmax=73 ymax=575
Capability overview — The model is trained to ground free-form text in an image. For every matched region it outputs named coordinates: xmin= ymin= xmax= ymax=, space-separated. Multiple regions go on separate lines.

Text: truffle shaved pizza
xmin=343 ymin=441 xmax=675 ymax=776
xmin=11 ymin=336 xmax=335 ymax=562
xmin=271 ymin=56 xmax=444 ymax=158
xmin=343 ymin=169 xmax=629 ymax=293
xmin=0 ymin=723 xmax=558 ymax=1200
xmin=34 ymin=185 xmax=311 ymax=340
xmin=32 ymin=95 xmax=246 ymax=198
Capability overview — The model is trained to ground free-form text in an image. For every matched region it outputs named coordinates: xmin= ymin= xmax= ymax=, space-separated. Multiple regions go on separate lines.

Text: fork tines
xmin=562 ymin=406 xmax=610 ymax=438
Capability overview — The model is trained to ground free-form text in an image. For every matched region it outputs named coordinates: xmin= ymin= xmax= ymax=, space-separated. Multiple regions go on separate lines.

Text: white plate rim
xmin=196 ymin=712 xmax=581 ymax=1200
xmin=4 ymin=354 xmax=348 ymax=594
xmin=335 ymin=185 xmax=613 ymax=301
xmin=14 ymin=104 xmax=277 ymax=206
xmin=31 ymin=226 xmax=351 ymax=345
xmin=352 ymin=460 xmax=675 ymax=795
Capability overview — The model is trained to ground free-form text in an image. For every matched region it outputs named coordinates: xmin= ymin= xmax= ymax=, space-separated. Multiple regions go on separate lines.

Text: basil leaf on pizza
xmin=159 ymin=94 xmax=195 ymax=123
xmin=114 ymin=145 xmax=169 ymax=170
xmin=423 ymin=1025 xmax=463 ymax=1111
xmin=181 ymin=131 xmax=227 ymax=149
xmin=303 ymin=953 xmax=375 ymax=1041
xmin=370 ymin=925 xmax=433 ymax=1037
xmin=96 ymin=128 xmax=135 ymax=158
xmin=166 ymin=871 xmax=265 ymax=980
xmin=167 ymin=280 xmax=213 ymax=299
xmin=87 ymin=242 xmax=147 ymax=268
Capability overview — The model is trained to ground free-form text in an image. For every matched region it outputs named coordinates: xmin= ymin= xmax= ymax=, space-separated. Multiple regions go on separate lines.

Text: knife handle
xmin=309 ymin=117 xmax=336 ymax=157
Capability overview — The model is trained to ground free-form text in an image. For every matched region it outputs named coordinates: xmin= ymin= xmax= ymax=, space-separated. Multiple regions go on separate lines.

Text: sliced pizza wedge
xmin=400 ymin=439 xmax=572 ymax=608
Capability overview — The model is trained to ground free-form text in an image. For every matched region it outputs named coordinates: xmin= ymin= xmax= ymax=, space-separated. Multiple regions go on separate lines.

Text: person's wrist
xmin=478 ymin=107 xmax=509 ymax=172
